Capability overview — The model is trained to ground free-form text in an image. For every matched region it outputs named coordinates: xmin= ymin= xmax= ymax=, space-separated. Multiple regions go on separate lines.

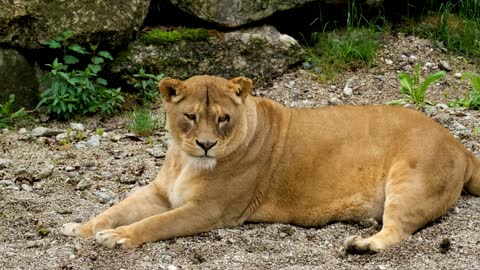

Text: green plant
xmin=133 ymin=68 xmax=164 ymax=103
xmin=38 ymin=30 xmax=124 ymax=119
xmin=0 ymin=94 xmax=27 ymax=129
xmin=139 ymin=28 xmax=209 ymax=45
xmin=448 ymin=73 xmax=480 ymax=110
xmin=128 ymin=108 xmax=163 ymax=136
xmin=95 ymin=128 xmax=104 ymax=137
xmin=389 ymin=64 xmax=445 ymax=109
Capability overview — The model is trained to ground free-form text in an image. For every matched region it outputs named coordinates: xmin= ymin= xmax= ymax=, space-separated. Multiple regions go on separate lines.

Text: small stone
xmin=70 ymin=123 xmax=85 ymax=131
xmin=279 ymin=232 xmax=287 ymax=238
xmin=328 ymin=97 xmax=343 ymax=106
xmin=56 ymin=133 xmax=69 ymax=141
xmin=454 ymin=72 xmax=462 ymax=79
xmin=0 ymin=180 xmax=14 ymax=186
xmin=378 ymin=265 xmax=387 ymax=270
xmin=84 ymin=161 xmax=96 ymax=167
xmin=385 ymin=59 xmax=393 ymax=65
xmin=93 ymin=189 xmax=114 ymax=204
xmin=26 ymin=239 xmax=48 ymax=248
xmin=425 ymin=62 xmax=433 ymax=69
xmin=408 ymin=55 xmax=418 ymax=62
xmin=75 ymin=179 xmax=92 ymax=191
xmin=439 ymin=60 xmax=451 ymax=71
xmin=162 ymin=255 xmax=173 ymax=264
xmin=343 ymin=87 xmax=353 ymax=96
xmin=120 ymin=175 xmax=137 ymax=185
xmin=33 ymin=182 xmax=44 ymax=190
xmin=36 ymin=165 xmax=54 ymax=180
xmin=101 ymin=171 xmax=113 ymax=180
xmin=302 ymin=62 xmax=312 ymax=70
xmin=167 ymin=265 xmax=178 ymax=270
xmin=435 ymin=103 xmax=449 ymax=110
xmin=15 ymin=168 xmax=28 ymax=175
xmin=56 ymin=207 xmax=73 ymax=214
xmin=0 ymin=159 xmax=12 ymax=169
xmin=65 ymin=166 xmax=75 ymax=172
xmin=31 ymin=127 xmax=65 ymax=137
xmin=87 ymin=135 xmax=101 ymax=147
xmin=18 ymin=128 xmax=27 ymax=134
xmin=146 ymin=148 xmax=166 ymax=158
xmin=2 ymin=128 xmax=9 ymax=134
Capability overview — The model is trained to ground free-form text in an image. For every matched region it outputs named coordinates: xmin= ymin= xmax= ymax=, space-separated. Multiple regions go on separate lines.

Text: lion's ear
xmin=159 ymin=77 xmax=184 ymax=103
xmin=230 ymin=77 xmax=252 ymax=101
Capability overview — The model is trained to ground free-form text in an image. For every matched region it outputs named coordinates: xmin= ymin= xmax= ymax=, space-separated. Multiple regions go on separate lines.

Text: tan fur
xmin=61 ymin=75 xmax=480 ymax=252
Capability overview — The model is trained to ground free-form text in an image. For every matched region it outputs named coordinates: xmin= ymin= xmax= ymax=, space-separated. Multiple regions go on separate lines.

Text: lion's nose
xmin=196 ymin=140 xmax=217 ymax=152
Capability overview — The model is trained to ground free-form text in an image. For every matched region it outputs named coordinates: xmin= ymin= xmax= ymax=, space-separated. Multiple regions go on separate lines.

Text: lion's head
xmin=159 ymin=75 xmax=253 ymax=170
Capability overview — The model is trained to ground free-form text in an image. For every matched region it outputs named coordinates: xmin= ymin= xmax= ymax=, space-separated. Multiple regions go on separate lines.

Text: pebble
xmin=454 ymin=72 xmax=462 ymax=79
xmin=56 ymin=133 xmax=69 ymax=141
xmin=26 ymin=239 xmax=49 ymax=248
xmin=101 ymin=171 xmax=114 ymax=180
xmin=146 ymin=148 xmax=166 ymax=158
xmin=0 ymin=158 xmax=12 ymax=169
xmin=31 ymin=127 xmax=65 ymax=137
xmin=70 ymin=123 xmax=85 ymax=131
xmin=21 ymin=184 xmax=33 ymax=192
xmin=385 ymin=59 xmax=393 ymax=65
xmin=408 ymin=55 xmax=418 ymax=63
xmin=162 ymin=255 xmax=173 ymax=264
xmin=2 ymin=128 xmax=9 ymax=134
xmin=75 ymin=179 xmax=92 ymax=191
xmin=279 ymin=232 xmax=288 ymax=238
xmin=120 ymin=175 xmax=137 ymax=185
xmin=435 ymin=103 xmax=449 ymax=110
xmin=378 ymin=265 xmax=387 ymax=270
xmin=167 ymin=265 xmax=178 ymax=270
xmin=35 ymin=165 xmax=54 ymax=180
xmin=439 ymin=60 xmax=451 ymax=71
xmin=0 ymin=180 xmax=14 ymax=186
xmin=87 ymin=135 xmax=101 ymax=147
xmin=328 ymin=97 xmax=343 ymax=106
xmin=65 ymin=166 xmax=75 ymax=172
xmin=33 ymin=182 xmax=44 ymax=190
xmin=18 ymin=128 xmax=27 ymax=134
xmin=425 ymin=62 xmax=433 ymax=69
xmin=93 ymin=189 xmax=114 ymax=204
xmin=56 ymin=207 xmax=73 ymax=214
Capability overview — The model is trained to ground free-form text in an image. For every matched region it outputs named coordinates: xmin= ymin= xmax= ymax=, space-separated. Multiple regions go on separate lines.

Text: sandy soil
xmin=1 ymin=33 xmax=479 ymax=270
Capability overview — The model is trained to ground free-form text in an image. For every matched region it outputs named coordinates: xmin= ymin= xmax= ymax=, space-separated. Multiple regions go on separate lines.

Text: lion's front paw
xmin=60 ymin=223 xmax=81 ymax=237
xmin=342 ymin=235 xmax=383 ymax=254
xmin=95 ymin=228 xmax=140 ymax=249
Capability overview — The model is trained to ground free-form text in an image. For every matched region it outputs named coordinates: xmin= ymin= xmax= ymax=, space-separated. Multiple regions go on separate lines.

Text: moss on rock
xmin=139 ymin=28 xmax=209 ymax=45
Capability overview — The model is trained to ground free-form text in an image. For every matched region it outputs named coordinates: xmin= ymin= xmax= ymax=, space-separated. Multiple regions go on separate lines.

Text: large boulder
xmin=111 ymin=26 xmax=304 ymax=87
xmin=0 ymin=0 xmax=150 ymax=49
xmin=168 ymin=0 xmax=317 ymax=27
xmin=0 ymin=48 xmax=39 ymax=109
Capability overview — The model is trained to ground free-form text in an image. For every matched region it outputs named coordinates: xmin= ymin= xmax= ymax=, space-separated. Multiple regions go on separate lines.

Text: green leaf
xmin=69 ymin=44 xmax=88 ymax=54
xmin=96 ymin=78 xmax=108 ymax=86
xmin=88 ymin=64 xmax=101 ymax=74
xmin=420 ymin=71 xmax=446 ymax=95
xmin=41 ymin=40 xmax=61 ymax=49
xmin=90 ymin=44 xmax=98 ymax=51
xmin=98 ymin=51 xmax=113 ymax=60
xmin=92 ymin=57 xmax=104 ymax=65
xmin=61 ymin=30 xmax=74 ymax=40
xmin=63 ymin=55 xmax=79 ymax=64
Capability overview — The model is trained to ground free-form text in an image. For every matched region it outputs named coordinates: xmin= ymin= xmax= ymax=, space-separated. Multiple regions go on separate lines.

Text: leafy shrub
xmin=449 ymin=73 xmax=480 ymax=110
xmin=38 ymin=30 xmax=124 ymax=119
xmin=132 ymin=68 xmax=164 ymax=103
xmin=0 ymin=94 xmax=27 ymax=128
xmin=139 ymin=28 xmax=209 ymax=45
xmin=389 ymin=64 xmax=445 ymax=109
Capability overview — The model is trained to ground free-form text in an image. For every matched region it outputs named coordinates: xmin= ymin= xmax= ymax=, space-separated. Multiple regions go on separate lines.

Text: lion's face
xmin=159 ymin=75 xmax=253 ymax=170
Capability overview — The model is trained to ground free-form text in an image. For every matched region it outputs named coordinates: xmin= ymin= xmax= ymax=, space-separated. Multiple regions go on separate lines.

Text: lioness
xmin=61 ymin=75 xmax=480 ymax=253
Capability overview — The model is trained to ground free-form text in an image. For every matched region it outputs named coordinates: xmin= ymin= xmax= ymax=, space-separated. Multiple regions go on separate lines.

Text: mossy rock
xmin=140 ymin=28 xmax=209 ymax=45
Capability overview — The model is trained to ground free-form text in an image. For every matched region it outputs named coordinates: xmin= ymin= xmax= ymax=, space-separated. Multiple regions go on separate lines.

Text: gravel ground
xmin=1 ymin=33 xmax=480 ymax=270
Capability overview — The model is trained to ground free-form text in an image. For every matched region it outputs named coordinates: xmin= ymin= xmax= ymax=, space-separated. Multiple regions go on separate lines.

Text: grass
xmin=127 ymin=108 xmax=163 ymax=136
xmin=449 ymin=73 xmax=480 ymax=110
xmin=0 ymin=94 xmax=29 ymax=129
xmin=404 ymin=1 xmax=480 ymax=58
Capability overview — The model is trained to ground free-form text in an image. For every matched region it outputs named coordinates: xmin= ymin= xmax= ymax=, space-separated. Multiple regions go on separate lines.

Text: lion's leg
xmin=343 ymin=160 xmax=464 ymax=253
xmin=61 ymin=183 xmax=170 ymax=238
xmin=94 ymin=202 xmax=222 ymax=248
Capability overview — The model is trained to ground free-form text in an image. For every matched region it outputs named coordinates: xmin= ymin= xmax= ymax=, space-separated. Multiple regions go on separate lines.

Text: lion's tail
xmin=465 ymin=153 xmax=480 ymax=196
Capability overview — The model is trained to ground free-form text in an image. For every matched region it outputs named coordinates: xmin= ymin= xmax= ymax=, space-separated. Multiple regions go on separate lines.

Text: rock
xmin=328 ymin=97 xmax=343 ymax=106
xmin=0 ymin=0 xmax=150 ymax=49
xmin=0 ymin=180 xmax=14 ymax=186
xmin=26 ymin=239 xmax=49 ymax=248
xmin=385 ymin=59 xmax=393 ymax=65
xmin=120 ymin=175 xmax=137 ymax=185
xmin=279 ymin=232 xmax=287 ymax=238
xmin=161 ymin=255 xmax=173 ymax=264
xmin=31 ymin=127 xmax=65 ymax=137
xmin=439 ymin=60 xmax=451 ymax=71
xmin=0 ymin=48 xmax=39 ymax=109
xmin=425 ymin=62 xmax=433 ymax=69
xmin=0 ymin=159 xmax=11 ymax=169
xmin=75 ymin=179 xmax=92 ymax=191
xmin=343 ymin=76 xmax=357 ymax=96
xmin=65 ymin=166 xmax=75 ymax=172
xmin=146 ymin=148 xmax=166 ymax=158
xmin=101 ymin=172 xmax=114 ymax=180
xmin=378 ymin=265 xmax=387 ymax=270
xmin=56 ymin=207 xmax=73 ymax=215
xmin=111 ymin=26 xmax=304 ymax=87
xmin=69 ymin=123 xmax=85 ymax=131
xmin=35 ymin=165 xmax=54 ymax=180
xmin=167 ymin=265 xmax=178 ymax=270
xmin=21 ymin=184 xmax=33 ymax=192
xmin=86 ymin=135 xmax=101 ymax=147
xmin=93 ymin=189 xmax=114 ymax=204
xmin=435 ymin=103 xmax=449 ymax=110
xmin=454 ymin=72 xmax=462 ymax=79
xmin=169 ymin=0 xmax=317 ymax=27
xmin=18 ymin=128 xmax=27 ymax=134
xmin=56 ymin=133 xmax=68 ymax=141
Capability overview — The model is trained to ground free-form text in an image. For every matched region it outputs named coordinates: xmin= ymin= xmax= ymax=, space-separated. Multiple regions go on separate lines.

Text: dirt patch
xmin=1 ymin=34 xmax=479 ymax=270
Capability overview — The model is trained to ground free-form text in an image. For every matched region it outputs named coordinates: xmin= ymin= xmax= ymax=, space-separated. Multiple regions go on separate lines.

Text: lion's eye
xmin=184 ymin=113 xmax=196 ymax=121
xmin=218 ymin=114 xmax=230 ymax=123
